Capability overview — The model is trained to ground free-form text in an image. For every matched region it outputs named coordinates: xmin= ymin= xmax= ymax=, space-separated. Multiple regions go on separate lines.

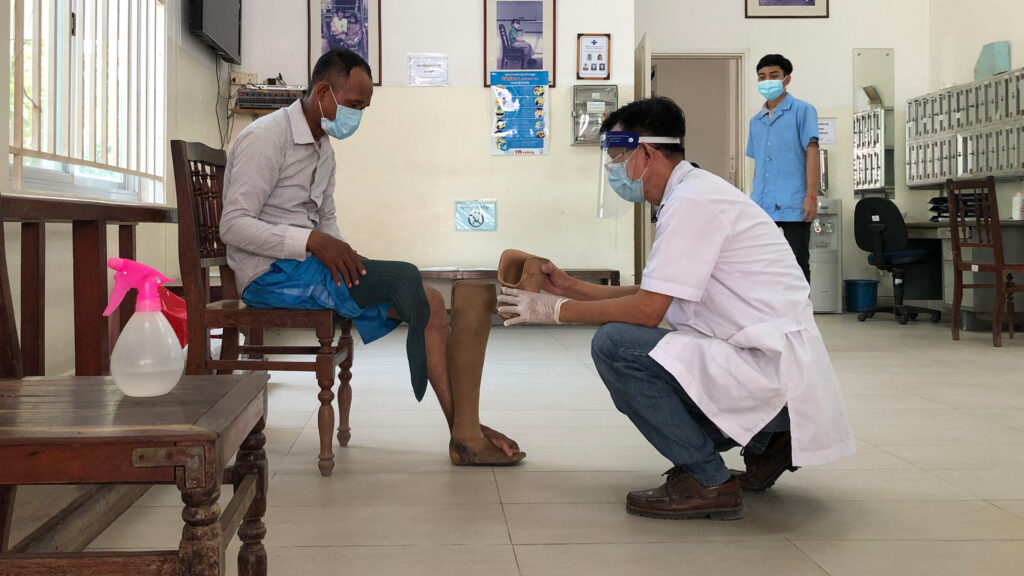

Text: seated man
xmin=221 ymin=48 xmax=523 ymax=466
xmin=498 ymin=97 xmax=854 ymax=519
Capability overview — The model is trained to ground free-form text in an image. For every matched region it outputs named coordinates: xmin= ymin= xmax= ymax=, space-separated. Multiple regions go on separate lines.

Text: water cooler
xmin=809 ymin=197 xmax=842 ymax=313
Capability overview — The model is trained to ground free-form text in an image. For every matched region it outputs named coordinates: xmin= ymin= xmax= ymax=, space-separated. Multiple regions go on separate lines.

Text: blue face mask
xmin=607 ymin=151 xmax=647 ymax=203
xmin=319 ymin=89 xmax=362 ymax=140
xmin=758 ymin=79 xmax=785 ymax=101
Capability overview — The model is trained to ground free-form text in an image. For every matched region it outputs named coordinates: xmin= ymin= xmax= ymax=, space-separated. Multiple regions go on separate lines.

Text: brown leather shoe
xmin=735 ymin=431 xmax=799 ymax=493
xmin=626 ymin=467 xmax=743 ymax=520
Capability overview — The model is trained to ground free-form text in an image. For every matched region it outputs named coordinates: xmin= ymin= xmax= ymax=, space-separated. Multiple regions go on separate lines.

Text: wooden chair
xmin=946 ymin=176 xmax=1024 ymax=347
xmin=498 ymin=24 xmax=527 ymax=69
xmin=171 ymin=140 xmax=354 ymax=476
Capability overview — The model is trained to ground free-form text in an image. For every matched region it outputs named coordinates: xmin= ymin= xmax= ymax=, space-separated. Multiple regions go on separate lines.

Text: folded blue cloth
xmin=243 ymin=257 xmax=431 ymax=400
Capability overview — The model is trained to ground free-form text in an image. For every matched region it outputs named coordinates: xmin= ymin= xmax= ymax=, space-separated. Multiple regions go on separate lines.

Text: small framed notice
xmin=577 ymin=33 xmax=610 ymax=80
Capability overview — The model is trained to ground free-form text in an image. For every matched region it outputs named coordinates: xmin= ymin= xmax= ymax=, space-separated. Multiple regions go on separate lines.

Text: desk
xmin=0 ymin=374 xmax=270 ymax=576
xmin=907 ymin=220 xmax=1024 ymax=330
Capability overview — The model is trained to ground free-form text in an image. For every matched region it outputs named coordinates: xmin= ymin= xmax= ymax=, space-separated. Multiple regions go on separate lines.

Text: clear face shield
xmin=597 ymin=131 xmax=682 ymax=219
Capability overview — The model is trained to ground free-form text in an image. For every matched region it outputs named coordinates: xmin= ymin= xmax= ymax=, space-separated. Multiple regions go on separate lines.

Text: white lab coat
xmin=642 ymin=162 xmax=855 ymax=467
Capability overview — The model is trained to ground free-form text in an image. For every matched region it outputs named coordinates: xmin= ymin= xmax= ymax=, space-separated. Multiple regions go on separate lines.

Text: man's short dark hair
xmin=305 ymin=48 xmax=372 ymax=97
xmin=757 ymin=54 xmax=793 ymax=76
xmin=511 ymin=18 xmax=521 ymax=25
xmin=599 ymin=96 xmax=686 ymax=159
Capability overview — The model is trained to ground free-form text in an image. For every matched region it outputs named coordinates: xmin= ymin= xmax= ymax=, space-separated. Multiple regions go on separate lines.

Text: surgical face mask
xmin=758 ymin=79 xmax=785 ymax=101
xmin=606 ymin=150 xmax=647 ymax=203
xmin=319 ymin=89 xmax=362 ymax=140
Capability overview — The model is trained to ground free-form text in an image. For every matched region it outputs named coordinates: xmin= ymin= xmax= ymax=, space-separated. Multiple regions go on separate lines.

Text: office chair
xmin=853 ymin=197 xmax=942 ymax=325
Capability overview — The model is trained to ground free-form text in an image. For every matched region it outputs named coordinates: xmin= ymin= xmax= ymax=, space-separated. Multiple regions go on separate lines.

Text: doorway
xmin=651 ymin=55 xmax=744 ymax=187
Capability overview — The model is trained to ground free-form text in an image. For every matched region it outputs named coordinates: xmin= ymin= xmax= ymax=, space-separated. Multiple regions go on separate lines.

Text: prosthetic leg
xmin=448 ymin=280 xmax=526 ymax=465
xmin=497 ymin=249 xmax=550 ymax=321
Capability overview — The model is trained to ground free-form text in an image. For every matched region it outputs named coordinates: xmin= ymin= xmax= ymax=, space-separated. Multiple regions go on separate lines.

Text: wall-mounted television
xmin=189 ymin=0 xmax=242 ymax=65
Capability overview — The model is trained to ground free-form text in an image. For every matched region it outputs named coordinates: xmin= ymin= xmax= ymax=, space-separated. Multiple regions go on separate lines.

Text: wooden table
xmin=0 ymin=374 xmax=270 ymax=576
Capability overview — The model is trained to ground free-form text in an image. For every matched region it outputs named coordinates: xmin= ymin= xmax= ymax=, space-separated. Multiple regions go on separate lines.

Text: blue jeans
xmin=591 ymin=323 xmax=789 ymax=486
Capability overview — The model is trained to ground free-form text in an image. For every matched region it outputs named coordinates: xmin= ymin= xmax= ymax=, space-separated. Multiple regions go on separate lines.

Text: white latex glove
xmin=497 ymin=288 xmax=569 ymax=326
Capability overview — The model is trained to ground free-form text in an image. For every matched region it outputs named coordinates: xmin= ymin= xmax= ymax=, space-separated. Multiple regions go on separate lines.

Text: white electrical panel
xmin=853 ymin=108 xmax=895 ymax=192
xmin=907 ymin=66 xmax=1024 ymax=187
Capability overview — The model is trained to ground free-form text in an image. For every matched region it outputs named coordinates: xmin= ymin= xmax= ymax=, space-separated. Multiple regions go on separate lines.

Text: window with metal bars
xmin=9 ymin=0 xmax=166 ymax=203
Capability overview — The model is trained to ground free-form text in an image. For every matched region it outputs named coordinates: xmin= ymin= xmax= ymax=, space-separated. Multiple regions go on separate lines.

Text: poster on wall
xmin=309 ymin=0 xmax=382 ymax=85
xmin=491 ymin=71 xmax=549 ymax=156
xmin=745 ymin=0 xmax=829 ymax=18
xmin=577 ymin=34 xmax=610 ymax=80
xmin=484 ymin=0 xmax=556 ymax=87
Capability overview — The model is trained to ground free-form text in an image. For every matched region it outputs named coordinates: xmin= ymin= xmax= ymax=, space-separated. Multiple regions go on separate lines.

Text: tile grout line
xmin=492 ymin=467 xmax=524 ymax=576
xmin=786 ymin=537 xmax=836 ymax=576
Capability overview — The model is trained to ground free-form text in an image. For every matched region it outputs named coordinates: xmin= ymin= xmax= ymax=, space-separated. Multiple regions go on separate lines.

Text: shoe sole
xmin=626 ymin=503 xmax=743 ymax=521
xmin=740 ymin=465 xmax=799 ymax=493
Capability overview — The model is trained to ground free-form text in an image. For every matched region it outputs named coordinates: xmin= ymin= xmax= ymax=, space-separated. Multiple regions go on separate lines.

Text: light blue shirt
xmin=746 ymin=93 xmax=819 ymax=222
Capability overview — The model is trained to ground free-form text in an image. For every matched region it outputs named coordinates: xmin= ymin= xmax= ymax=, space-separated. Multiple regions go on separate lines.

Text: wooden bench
xmin=419 ymin=268 xmax=621 ymax=285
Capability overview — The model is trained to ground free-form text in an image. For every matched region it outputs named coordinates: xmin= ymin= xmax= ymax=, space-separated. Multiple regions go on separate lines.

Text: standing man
xmin=221 ymin=49 xmax=523 ymax=468
xmin=746 ymin=54 xmax=820 ymax=283
xmin=497 ymin=97 xmax=854 ymax=520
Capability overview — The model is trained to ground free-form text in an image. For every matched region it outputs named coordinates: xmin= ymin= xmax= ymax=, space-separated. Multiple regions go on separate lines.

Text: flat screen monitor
xmin=189 ymin=0 xmax=241 ymax=65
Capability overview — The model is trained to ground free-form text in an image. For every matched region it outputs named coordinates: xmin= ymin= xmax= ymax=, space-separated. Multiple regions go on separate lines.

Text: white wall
xmin=236 ymin=0 xmax=637 ymax=276
xmin=636 ymin=0 xmax=933 ymax=287
xmin=929 ymin=0 xmax=1024 ymax=219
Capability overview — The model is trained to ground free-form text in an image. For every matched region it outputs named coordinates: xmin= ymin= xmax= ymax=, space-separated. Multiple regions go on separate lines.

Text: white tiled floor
xmin=89 ymin=315 xmax=1024 ymax=575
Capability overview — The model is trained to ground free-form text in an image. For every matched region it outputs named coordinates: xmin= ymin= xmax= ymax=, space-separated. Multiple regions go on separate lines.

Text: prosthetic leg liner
xmin=347 ymin=259 xmax=431 ymax=401
xmin=448 ymin=280 xmax=526 ymax=465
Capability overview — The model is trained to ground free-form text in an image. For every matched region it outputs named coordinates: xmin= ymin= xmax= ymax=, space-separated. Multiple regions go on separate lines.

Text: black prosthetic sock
xmin=347 ymin=259 xmax=431 ymax=400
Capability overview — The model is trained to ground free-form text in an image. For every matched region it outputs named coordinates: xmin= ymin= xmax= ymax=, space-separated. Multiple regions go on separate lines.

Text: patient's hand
xmin=540 ymin=261 xmax=577 ymax=297
xmin=481 ymin=425 xmax=520 ymax=456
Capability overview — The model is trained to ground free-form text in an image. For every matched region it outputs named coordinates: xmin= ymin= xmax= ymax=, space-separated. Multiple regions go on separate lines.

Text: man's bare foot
xmin=482 ymin=425 xmax=521 ymax=457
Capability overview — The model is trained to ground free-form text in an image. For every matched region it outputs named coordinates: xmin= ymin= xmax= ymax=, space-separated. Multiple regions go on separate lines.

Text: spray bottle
xmin=103 ymin=258 xmax=185 ymax=397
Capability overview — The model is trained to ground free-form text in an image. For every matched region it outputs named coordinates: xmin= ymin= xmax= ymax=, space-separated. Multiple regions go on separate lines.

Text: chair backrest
xmin=169 ymin=141 xmax=239 ymax=313
xmin=499 ymin=23 xmax=511 ymax=51
xmin=945 ymin=176 xmax=1004 ymax=268
xmin=0 ymin=195 xmax=24 ymax=379
xmin=854 ymin=197 xmax=908 ymax=254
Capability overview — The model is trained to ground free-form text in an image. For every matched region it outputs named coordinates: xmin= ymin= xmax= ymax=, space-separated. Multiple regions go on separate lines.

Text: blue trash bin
xmin=845 ymin=279 xmax=879 ymax=312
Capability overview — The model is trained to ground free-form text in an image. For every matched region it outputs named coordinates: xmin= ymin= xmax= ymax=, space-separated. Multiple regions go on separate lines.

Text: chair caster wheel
xmin=930 ymin=312 xmax=942 ymax=323
xmin=908 ymin=312 xmax=919 ymax=320
xmin=857 ymin=313 xmax=867 ymax=322
xmin=898 ymin=315 xmax=910 ymax=325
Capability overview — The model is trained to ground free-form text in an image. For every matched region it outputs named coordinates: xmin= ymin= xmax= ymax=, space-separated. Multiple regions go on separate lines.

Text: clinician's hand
xmin=803 ymin=195 xmax=819 ymax=222
xmin=539 ymin=261 xmax=577 ymax=297
xmin=307 ymin=230 xmax=366 ymax=287
xmin=497 ymin=288 xmax=569 ymax=326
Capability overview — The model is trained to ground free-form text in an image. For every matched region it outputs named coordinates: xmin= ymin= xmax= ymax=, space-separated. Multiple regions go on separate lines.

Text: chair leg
xmin=218 ymin=327 xmax=241 ymax=375
xmin=952 ymin=272 xmax=962 ymax=341
xmin=993 ymin=275 xmax=1006 ymax=347
xmin=316 ymin=337 xmax=336 ymax=477
xmin=336 ymin=326 xmax=354 ymax=448
xmin=0 ymin=485 xmax=16 ymax=552
xmin=248 ymin=327 xmax=265 ymax=360
xmin=1008 ymin=274 xmax=1016 ymax=340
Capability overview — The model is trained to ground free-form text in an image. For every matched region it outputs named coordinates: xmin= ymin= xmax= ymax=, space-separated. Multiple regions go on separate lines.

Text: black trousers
xmin=778 ymin=221 xmax=811 ymax=283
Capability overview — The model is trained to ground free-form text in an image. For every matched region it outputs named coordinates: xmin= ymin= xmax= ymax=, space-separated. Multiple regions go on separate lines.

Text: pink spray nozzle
xmin=103 ymin=258 xmax=176 ymax=316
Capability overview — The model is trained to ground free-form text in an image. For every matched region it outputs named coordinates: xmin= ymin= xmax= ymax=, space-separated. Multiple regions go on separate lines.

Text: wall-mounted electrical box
xmin=572 ymin=85 xmax=618 ymax=145
xmin=853 ymin=107 xmax=895 ymax=193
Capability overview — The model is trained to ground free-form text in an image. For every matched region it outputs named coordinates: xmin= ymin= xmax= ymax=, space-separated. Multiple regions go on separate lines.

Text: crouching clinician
xmin=498 ymin=97 xmax=854 ymax=519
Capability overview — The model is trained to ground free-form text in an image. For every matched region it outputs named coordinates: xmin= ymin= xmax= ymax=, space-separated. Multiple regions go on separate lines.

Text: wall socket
xmin=230 ymin=71 xmax=259 ymax=86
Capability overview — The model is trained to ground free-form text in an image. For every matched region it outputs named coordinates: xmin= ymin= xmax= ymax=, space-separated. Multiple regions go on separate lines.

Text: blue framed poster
xmin=491 ymin=71 xmax=550 ymax=156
